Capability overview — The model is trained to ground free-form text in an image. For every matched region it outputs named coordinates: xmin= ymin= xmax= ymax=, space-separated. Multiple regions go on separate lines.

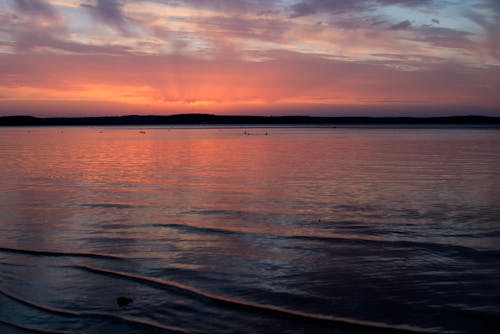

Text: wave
xmin=0 ymin=246 xmax=126 ymax=260
xmin=0 ymin=287 xmax=79 ymax=317
xmin=152 ymin=223 xmax=241 ymax=236
xmin=0 ymin=319 xmax=72 ymax=334
xmin=153 ymin=223 xmax=500 ymax=260
xmin=0 ymin=288 xmax=186 ymax=333
xmin=77 ymin=263 xmax=441 ymax=334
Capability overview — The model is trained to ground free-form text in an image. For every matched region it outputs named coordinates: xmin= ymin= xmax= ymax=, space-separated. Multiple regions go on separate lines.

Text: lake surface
xmin=0 ymin=126 xmax=499 ymax=334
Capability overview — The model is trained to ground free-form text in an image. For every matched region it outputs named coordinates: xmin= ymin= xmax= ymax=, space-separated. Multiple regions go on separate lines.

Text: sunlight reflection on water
xmin=0 ymin=126 xmax=500 ymax=333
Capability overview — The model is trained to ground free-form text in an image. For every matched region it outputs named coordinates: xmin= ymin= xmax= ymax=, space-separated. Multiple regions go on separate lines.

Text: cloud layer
xmin=0 ymin=0 xmax=499 ymax=116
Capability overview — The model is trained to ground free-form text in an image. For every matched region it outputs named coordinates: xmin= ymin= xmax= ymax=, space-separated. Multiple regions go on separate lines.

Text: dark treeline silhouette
xmin=1 ymin=114 xmax=499 ymax=126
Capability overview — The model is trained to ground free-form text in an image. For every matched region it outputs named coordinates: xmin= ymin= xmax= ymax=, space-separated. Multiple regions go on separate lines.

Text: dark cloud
xmin=0 ymin=10 xmax=131 ymax=55
xmin=465 ymin=1 xmax=500 ymax=59
xmin=81 ymin=0 xmax=129 ymax=34
xmin=3 ymin=0 xmax=69 ymax=54
xmin=193 ymin=15 xmax=288 ymax=42
xmin=290 ymin=1 xmax=364 ymax=18
xmin=186 ymin=0 xmax=261 ymax=12
xmin=12 ymin=0 xmax=59 ymax=19
xmin=16 ymin=31 xmax=133 ymax=54
xmin=389 ymin=20 xmax=412 ymax=30
xmin=377 ymin=0 xmax=432 ymax=6
xmin=289 ymin=2 xmax=316 ymax=18
xmin=411 ymin=26 xmax=475 ymax=50
xmin=289 ymin=0 xmax=433 ymax=18
xmin=325 ymin=15 xmax=387 ymax=30
xmin=480 ymin=0 xmax=500 ymax=14
xmin=149 ymin=0 xmax=278 ymax=15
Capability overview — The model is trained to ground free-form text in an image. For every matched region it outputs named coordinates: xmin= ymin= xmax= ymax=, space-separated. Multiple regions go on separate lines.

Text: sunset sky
xmin=1 ymin=0 xmax=500 ymax=116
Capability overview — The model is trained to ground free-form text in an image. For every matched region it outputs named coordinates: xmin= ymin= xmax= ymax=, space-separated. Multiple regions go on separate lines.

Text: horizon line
xmin=1 ymin=114 xmax=500 ymax=127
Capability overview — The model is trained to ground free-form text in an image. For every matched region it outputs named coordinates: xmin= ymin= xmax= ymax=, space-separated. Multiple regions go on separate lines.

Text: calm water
xmin=0 ymin=126 xmax=499 ymax=334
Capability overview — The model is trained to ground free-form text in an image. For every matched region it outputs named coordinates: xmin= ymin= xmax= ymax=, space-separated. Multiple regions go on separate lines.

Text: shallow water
xmin=0 ymin=126 xmax=499 ymax=333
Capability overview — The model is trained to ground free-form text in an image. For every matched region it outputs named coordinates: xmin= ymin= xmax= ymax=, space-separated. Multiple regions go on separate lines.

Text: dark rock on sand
xmin=117 ymin=296 xmax=133 ymax=307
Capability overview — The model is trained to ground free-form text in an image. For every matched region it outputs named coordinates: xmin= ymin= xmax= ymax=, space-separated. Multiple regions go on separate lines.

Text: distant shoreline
xmin=1 ymin=114 xmax=500 ymax=126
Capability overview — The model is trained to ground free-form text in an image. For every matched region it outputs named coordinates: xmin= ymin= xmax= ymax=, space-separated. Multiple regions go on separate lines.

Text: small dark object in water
xmin=139 ymin=130 xmax=146 ymax=134
xmin=117 ymin=296 xmax=133 ymax=307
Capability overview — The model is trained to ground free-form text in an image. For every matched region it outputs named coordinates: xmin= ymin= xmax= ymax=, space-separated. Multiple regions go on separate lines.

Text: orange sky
xmin=1 ymin=0 xmax=500 ymax=116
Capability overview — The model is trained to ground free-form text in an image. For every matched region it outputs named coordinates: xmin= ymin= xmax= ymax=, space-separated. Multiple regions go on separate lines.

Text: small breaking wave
xmin=153 ymin=222 xmax=500 ymax=260
xmin=0 ymin=288 xmax=186 ymax=333
xmin=152 ymin=223 xmax=241 ymax=236
xmin=77 ymin=263 xmax=441 ymax=334
xmin=0 ymin=246 xmax=126 ymax=260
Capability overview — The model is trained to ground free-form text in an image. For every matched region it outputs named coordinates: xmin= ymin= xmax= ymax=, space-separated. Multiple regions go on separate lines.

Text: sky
xmin=0 ymin=0 xmax=500 ymax=117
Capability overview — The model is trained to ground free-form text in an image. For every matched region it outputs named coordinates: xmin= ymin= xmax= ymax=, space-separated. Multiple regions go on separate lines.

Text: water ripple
xmin=0 ymin=288 xmax=187 ymax=333
xmin=76 ymin=263 xmax=442 ymax=334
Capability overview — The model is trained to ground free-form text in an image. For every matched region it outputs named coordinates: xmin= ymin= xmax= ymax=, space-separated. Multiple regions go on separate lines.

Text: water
xmin=0 ymin=126 xmax=499 ymax=334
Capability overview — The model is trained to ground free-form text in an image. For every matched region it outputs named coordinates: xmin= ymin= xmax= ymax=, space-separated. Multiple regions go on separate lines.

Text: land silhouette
xmin=0 ymin=114 xmax=499 ymax=126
